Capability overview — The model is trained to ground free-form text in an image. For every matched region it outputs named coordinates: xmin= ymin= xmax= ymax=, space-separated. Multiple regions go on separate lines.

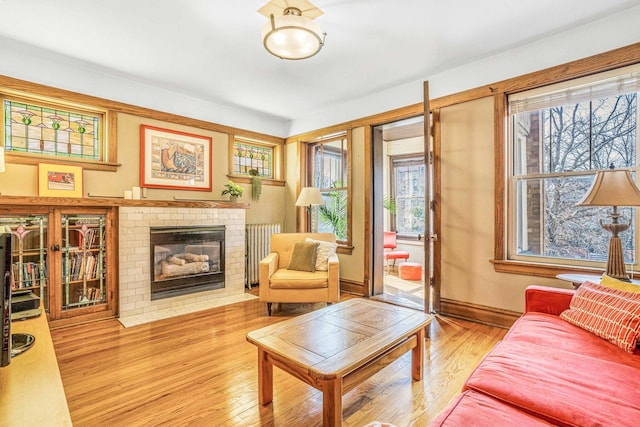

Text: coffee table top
xmin=247 ymin=298 xmax=431 ymax=380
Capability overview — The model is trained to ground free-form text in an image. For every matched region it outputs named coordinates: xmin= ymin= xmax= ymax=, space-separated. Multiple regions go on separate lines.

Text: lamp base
xmin=606 ymin=236 xmax=631 ymax=282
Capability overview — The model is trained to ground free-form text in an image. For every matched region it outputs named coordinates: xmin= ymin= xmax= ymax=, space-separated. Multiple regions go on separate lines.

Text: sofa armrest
xmin=525 ymin=285 xmax=575 ymax=315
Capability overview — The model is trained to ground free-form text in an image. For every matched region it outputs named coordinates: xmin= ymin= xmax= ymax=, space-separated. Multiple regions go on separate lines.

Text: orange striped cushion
xmin=560 ymin=281 xmax=640 ymax=352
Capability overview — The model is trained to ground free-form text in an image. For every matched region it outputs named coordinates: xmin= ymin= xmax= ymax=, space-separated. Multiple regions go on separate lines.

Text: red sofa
xmin=432 ymin=285 xmax=640 ymax=426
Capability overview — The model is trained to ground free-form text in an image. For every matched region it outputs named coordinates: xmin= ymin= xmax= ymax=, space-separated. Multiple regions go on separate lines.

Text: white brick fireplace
xmin=118 ymin=206 xmax=248 ymax=326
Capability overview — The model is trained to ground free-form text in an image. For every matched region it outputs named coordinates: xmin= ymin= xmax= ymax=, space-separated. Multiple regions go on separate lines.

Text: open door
xmin=424 ymin=81 xmax=436 ymax=313
xmin=370 ymin=81 xmax=434 ymax=312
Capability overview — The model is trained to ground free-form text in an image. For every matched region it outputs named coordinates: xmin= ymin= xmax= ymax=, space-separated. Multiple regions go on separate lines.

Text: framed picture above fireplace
xmin=140 ymin=125 xmax=212 ymax=191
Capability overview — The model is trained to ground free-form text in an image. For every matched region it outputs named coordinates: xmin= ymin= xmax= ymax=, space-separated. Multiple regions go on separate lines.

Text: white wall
xmin=1 ymin=7 xmax=638 ymax=138
xmin=288 ymin=6 xmax=640 ymax=135
xmin=0 ymin=37 xmax=289 ymax=138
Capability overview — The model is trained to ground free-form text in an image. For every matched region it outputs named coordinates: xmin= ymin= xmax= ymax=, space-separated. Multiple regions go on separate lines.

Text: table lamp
xmin=295 ymin=187 xmax=324 ymax=231
xmin=577 ymin=169 xmax=640 ymax=281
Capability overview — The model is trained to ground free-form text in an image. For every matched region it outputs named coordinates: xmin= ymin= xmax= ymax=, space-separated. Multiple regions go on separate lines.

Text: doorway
xmin=371 ymin=115 xmax=432 ymax=311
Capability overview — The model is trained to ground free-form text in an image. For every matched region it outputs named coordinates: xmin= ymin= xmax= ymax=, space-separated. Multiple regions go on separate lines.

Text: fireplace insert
xmin=150 ymin=226 xmax=225 ymax=300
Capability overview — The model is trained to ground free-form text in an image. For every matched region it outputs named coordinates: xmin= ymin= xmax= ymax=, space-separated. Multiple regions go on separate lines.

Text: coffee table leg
xmin=322 ymin=378 xmax=342 ymax=427
xmin=258 ymin=348 xmax=273 ymax=405
xmin=412 ymin=327 xmax=425 ymax=381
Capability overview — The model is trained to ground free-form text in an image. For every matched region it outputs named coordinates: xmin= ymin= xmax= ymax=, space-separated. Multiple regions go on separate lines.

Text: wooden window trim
xmin=490 ymin=44 xmax=640 ymax=277
xmin=228 ymin=135 xmax=285 ymax=183
xmin=303 ymin=130 xmax=353 ymax=249
xmin=0 ymin=75 xmax=285 ymax=175
xmin=389 ymin=154 xmax=425 ymax=240
xmin=1 ymin=88 xmax=118 ymax=172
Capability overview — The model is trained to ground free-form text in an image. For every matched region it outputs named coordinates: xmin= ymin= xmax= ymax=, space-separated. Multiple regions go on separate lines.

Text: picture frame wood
xmin=37 ymin=162 xmax=84 ymax=198
xmin=140 ymin=125 xmax=212 ymax=191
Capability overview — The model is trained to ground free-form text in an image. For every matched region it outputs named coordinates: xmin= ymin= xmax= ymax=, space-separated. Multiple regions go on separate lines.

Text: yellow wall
xmin=284 ymin=127 xmax=368 ymax=285
xmin=439 ymin=97 xmax=565 ymax=312
xmin=284 ymin=142 xmax=299 ymax=232
xmin=344 ymin=127 xmax=366 ymax=283
xmin=0 ymin=111 xmax=286 ymax=227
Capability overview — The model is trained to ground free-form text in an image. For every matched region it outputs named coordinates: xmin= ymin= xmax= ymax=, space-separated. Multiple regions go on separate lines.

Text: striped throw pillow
xmin=560 ymin=281 xmax=640 ymax=353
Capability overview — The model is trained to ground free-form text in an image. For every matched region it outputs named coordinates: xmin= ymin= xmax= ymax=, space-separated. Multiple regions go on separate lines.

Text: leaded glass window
xmin=3 ymin=97 xmax=103 ymax=160
xmin=232 ymin=140 xmax=273 ymax=178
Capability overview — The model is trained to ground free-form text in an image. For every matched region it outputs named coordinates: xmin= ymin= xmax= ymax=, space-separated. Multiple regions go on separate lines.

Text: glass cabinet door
xmin=61 ymin=214 xmax=106 ymax=311
xmin=0 ymin=215 xmax=49 ymax=311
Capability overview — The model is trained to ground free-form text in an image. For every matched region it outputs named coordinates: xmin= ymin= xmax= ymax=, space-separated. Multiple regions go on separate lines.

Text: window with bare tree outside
xmin=508 ymin=65 xmax=640 ymax=268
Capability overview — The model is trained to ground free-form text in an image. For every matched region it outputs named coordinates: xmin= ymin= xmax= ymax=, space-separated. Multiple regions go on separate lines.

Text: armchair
xmin=259 ymin=233 xmax=340 ymax=315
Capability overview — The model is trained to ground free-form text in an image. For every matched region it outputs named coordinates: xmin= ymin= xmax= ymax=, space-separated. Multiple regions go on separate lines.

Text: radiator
xmin=246 ymin=223 xmax=281 ymax=287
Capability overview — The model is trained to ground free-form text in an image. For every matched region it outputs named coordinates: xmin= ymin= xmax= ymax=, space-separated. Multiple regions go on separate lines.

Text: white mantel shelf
xmin=0 ymin=195 xmax=249 ymax=209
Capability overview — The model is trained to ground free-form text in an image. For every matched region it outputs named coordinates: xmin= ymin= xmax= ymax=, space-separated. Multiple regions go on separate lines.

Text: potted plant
xmin=383 ymin=195 xmax=397 ymax=214
xmin=248 ymin=168 xmax=262 ymax=201
xmin=221 ymin=180 xmax=243 ymax=201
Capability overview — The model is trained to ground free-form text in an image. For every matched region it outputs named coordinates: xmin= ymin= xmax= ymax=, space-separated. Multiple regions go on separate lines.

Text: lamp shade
xmin=295 ymin=187 xmax=324 ymax=206
xmin=577 ymin=169 xmax=640 ymax=207
xmin=262 ymin=8 xmax=324 ymax=60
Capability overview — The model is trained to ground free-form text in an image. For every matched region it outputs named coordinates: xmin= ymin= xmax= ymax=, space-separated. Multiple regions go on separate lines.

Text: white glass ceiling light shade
xmin=262 ymin=7 xmax=325 ymax=60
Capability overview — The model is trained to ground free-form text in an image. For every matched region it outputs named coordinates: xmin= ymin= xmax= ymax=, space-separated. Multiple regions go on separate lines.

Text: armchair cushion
xmin=259 ymin=233 xmax=340 ymax=312
xmin=305 ymin=237 xmax=338 ymax=271
xmin=287 ymin=242 xmax=319 ymax=272
xmin=270 ymin=269 xmax=330 ymax=289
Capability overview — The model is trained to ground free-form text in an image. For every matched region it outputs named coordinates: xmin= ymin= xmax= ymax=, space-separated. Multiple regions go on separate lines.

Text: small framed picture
xmin=140 ymin=125 xmax=213 ymax=191
xmin=38 ymin=163 xmax=84 ymax=198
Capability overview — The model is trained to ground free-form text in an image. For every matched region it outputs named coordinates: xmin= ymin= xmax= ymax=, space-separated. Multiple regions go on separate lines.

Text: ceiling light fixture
xmin=258 ymin=1 xmax=326 ymax=60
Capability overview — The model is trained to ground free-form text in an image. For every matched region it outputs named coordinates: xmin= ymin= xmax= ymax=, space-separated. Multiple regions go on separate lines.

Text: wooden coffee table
xmin=246 ymin=298 xmax=432 ymax=426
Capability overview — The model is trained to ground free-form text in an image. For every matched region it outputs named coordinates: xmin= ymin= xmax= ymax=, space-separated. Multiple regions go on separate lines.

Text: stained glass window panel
xmin=232 ymin=141 xmax=273 ymax=178
xmin=4 ymin=98 xmax=102 ymax=160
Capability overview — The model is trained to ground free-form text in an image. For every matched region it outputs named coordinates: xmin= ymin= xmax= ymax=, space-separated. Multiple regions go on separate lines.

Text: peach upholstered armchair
xmin=259 ymin=233 xmax=340 ymax=316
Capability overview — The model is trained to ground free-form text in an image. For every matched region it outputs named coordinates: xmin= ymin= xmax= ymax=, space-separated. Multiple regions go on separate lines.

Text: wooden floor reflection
xmin=51 ymin=290 xmax=506 ymax=426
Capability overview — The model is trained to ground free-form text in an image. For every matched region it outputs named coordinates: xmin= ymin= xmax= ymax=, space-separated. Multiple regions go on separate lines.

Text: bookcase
xmin=0 ymin=205 xmax=117 ymax=327
xmin=60 ymin=213 xmax=108 ymax=313
xmin=0 ymin=214 xmax=49 ymax=311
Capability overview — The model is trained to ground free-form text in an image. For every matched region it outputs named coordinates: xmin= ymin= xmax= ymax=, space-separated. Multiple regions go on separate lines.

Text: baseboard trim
xmin=340 ymin=279 xmax=366 ymax=296
xmin=440 ymin=298 xmax=521 ymax=329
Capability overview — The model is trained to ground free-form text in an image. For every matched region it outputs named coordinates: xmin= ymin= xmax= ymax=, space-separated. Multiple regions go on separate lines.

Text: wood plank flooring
xmin=50 ymin=293 xmax=507 ymax=427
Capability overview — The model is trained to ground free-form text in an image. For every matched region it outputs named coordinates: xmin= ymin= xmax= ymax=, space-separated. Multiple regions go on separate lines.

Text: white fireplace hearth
xmin=118 ymin=206 xmax=248 ymax=326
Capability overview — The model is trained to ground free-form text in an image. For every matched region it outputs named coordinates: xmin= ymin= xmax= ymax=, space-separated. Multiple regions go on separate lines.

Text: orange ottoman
xmin=399 ymin=262 xmax=422 ymax=280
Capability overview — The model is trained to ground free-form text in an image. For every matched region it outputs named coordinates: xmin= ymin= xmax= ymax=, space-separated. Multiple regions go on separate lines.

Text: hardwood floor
xmin=51 ymin=293 xmax=507 ymax=426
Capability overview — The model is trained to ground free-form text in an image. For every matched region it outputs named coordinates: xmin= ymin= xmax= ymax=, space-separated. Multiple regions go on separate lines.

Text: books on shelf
xmin=11 ymin=262 xmax=47 ymax=290
xmin=79 ymin=227 xmax=106 ymax=250
xmin=80 ymin=286 xmax=101 ymax=303
xmin=62 ymin=252 xmax=103 ymax=281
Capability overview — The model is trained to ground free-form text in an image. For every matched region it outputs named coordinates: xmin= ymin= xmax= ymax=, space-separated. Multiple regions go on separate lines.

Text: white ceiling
xmin=0 ymin=0 xmax=639 ymax=133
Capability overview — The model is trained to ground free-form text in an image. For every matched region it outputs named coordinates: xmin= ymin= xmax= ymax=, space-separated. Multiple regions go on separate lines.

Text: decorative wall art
xmin=140 ymin=125 xmax=212 ymax=191
xmin=38 ymin=162 xmax=84 ymax=198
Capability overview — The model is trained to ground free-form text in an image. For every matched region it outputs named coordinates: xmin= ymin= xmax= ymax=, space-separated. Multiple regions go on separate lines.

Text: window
xmin=2 ymin=94 xmax=106 ymax=162
xmin=508 ymin=66 xmax=640 ymax=268
xmin=308 ymin=132 xmax=351 ymax=245
xmin=390 ymin=155 xmax=425 ymax=238
xmin=228 ymin=136 xmax=284 ymax=185
xmin=232 ymin=138 xmax=274 ymax=178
